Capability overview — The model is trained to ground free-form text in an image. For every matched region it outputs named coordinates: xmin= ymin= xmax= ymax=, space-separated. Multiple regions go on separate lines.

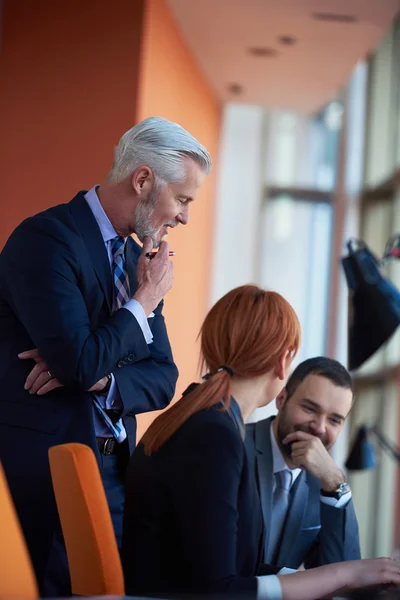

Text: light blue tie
xmin=266 ymin=469 xmax=292 ymax=563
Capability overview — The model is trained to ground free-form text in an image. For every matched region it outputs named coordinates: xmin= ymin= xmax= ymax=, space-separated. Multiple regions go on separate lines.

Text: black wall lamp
xmin=342 ymin=235 xmax=400 ymax=471
xmin=341 ymin=235 xmax=400 ymax=371
xmin=346 ymin=424 xmax=400 ymax=471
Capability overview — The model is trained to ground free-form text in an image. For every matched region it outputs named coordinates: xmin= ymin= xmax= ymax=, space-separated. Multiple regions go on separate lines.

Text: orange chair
xmin=0 ymin=462 xmax=38 ymax=599
xmin=48 ymin=443 xmax=125 ymax=596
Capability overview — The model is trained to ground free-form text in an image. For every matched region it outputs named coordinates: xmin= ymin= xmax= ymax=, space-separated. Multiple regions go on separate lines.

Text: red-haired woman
xmin=122 ymin=285 xmax=400 ymax=599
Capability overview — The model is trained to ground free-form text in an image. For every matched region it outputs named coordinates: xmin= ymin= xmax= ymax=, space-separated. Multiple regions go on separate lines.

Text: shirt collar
xmin=84 ymin=185 xmax=119 ymax=244
xmin=270 ymin=420 xmax=302 ymax=484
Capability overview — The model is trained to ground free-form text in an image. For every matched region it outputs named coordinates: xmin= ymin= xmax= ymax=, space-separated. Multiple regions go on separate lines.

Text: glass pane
xmin=374 ymin=380 xmax=398 ymax=556
xmin=263 ymin=106 xmax=340 ymax=192
xmin=365 ymin=30 xmax=395 ymax=187
xmin=348 ymin=385 xmax=382 ymax=558
xmin=259 ymin=196 xmax=332 ymax=366
xmin=394 ymin=18 xmax=400 ymax=166
xmin=384 ymin=187 xmax=400 ymax=365
xmin=348 ymin=380 xmax=398 ymax=558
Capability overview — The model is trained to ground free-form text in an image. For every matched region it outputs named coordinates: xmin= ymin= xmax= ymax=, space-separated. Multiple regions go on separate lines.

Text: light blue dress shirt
xmin=84 ymin=185 xmax=153 ymax=441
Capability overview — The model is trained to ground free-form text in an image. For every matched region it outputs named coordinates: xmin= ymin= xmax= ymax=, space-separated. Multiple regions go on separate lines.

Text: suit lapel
xmin=254 ymin=418 xmax=274 ymax=558
xmin=276 ymin=470 xmax=308 ymax=565
xmin=69 ymin=192 xmax=113 ymax=313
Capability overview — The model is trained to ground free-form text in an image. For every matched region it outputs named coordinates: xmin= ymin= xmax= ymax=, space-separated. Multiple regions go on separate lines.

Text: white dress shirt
xmin=85 ymin=185 xmax=153 ymax=440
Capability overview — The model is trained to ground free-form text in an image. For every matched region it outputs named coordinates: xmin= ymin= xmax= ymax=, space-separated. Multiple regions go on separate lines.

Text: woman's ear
xmin=275 ymin=349 xmax=291 ymax=381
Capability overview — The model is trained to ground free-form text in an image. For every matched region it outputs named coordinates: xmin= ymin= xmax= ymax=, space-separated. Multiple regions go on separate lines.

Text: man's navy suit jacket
xmin=0 ymin=191 xmax=178 ymax=586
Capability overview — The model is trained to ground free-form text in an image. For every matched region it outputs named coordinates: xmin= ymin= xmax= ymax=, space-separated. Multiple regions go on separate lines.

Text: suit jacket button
xmin=128 ymin=353 xmax=135 ymax=361
xmin=117 ymin=360 xmax=124 ymax=368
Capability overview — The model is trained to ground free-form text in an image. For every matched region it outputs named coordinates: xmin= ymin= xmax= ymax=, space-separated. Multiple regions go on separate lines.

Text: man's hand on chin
xmin=282 ymin=430 xmax=344 ymax=491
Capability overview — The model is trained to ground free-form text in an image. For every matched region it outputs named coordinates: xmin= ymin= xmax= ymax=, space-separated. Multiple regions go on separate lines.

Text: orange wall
xmin=135 ymin=0 xmax=221 ymax=439
xmin=0 ymin=0 xmax=145 ymax=249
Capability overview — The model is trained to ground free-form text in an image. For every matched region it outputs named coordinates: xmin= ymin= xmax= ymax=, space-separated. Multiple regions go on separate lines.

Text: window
xmin=364 ymin=29 xmax=396 ymax=188
xmin=258 ymin=192 xmax=333 ymax=365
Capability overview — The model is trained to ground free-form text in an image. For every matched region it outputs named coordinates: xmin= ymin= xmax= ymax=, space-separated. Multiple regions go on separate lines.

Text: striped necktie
xmin=92 ymin=235 xmax=130 ymax=441
xmin=111 ymin=236 xmax=130 ymax=309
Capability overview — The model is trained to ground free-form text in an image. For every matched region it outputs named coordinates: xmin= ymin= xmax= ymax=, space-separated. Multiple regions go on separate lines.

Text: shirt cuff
xmin=278 ymin=568 xmax=297 ymax=574
xmin=320 ymin=491 xmax=352 ymax=508
xmin=122 ymin=299 xmax=154 ymax=344
xmin=256 ymin=575 xmax=282 ymax=600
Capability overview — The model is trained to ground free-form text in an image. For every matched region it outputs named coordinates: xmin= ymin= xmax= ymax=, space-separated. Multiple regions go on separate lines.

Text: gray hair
xmin=107 ymin=117 xmax=212 ymax=185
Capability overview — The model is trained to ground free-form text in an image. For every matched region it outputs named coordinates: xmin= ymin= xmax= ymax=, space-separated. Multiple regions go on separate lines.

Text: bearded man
xmin=245 ymin=356 xmax=361 ymax=569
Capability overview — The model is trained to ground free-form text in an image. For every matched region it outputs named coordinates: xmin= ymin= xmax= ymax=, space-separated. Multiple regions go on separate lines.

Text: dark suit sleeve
xmin=166 ymin=421 xmax=258 ymax=597
xmin=114 ymin=300 xmax=178 ymax=416
xmin=1 ymin=217 xmax=177 ymax=404
xmin=303 ymin=498 xmax=361 ymax=568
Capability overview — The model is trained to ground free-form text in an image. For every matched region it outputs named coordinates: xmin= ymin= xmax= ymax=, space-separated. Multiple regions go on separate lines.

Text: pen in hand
xmin=145 ymin=251 xmax=176 ymax=259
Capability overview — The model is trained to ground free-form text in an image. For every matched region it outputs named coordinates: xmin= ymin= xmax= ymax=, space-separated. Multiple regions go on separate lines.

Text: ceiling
xmin=167 ymin=0 xmax=400 ymax=113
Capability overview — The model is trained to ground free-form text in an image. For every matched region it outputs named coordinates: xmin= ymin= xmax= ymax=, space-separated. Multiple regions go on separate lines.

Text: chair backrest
xmin=0 ymin=462 xmax=38 ymax=599
xmin=48 ymin=443 xmax=124 ymax=596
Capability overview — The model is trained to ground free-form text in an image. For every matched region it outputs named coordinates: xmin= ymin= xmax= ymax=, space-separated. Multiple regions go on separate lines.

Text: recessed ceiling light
xmin=227 ymin=83 xmax=243 ymax=95
xmin=278 ymin=35 xmax=297 ymax=46
xmin=312 ymin=12 xmax=357 ymax=23
xmin=248 ymin=47 xmax=277 ymax=57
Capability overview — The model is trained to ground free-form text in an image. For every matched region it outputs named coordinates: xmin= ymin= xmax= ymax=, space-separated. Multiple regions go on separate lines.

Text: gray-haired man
xmin=0 ymin=117 xmax=212 ymax=596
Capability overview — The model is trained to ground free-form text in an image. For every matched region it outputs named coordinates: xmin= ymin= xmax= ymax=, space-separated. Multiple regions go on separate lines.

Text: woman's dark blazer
xmin=122 ymin=394 xmax=278 ymax=598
